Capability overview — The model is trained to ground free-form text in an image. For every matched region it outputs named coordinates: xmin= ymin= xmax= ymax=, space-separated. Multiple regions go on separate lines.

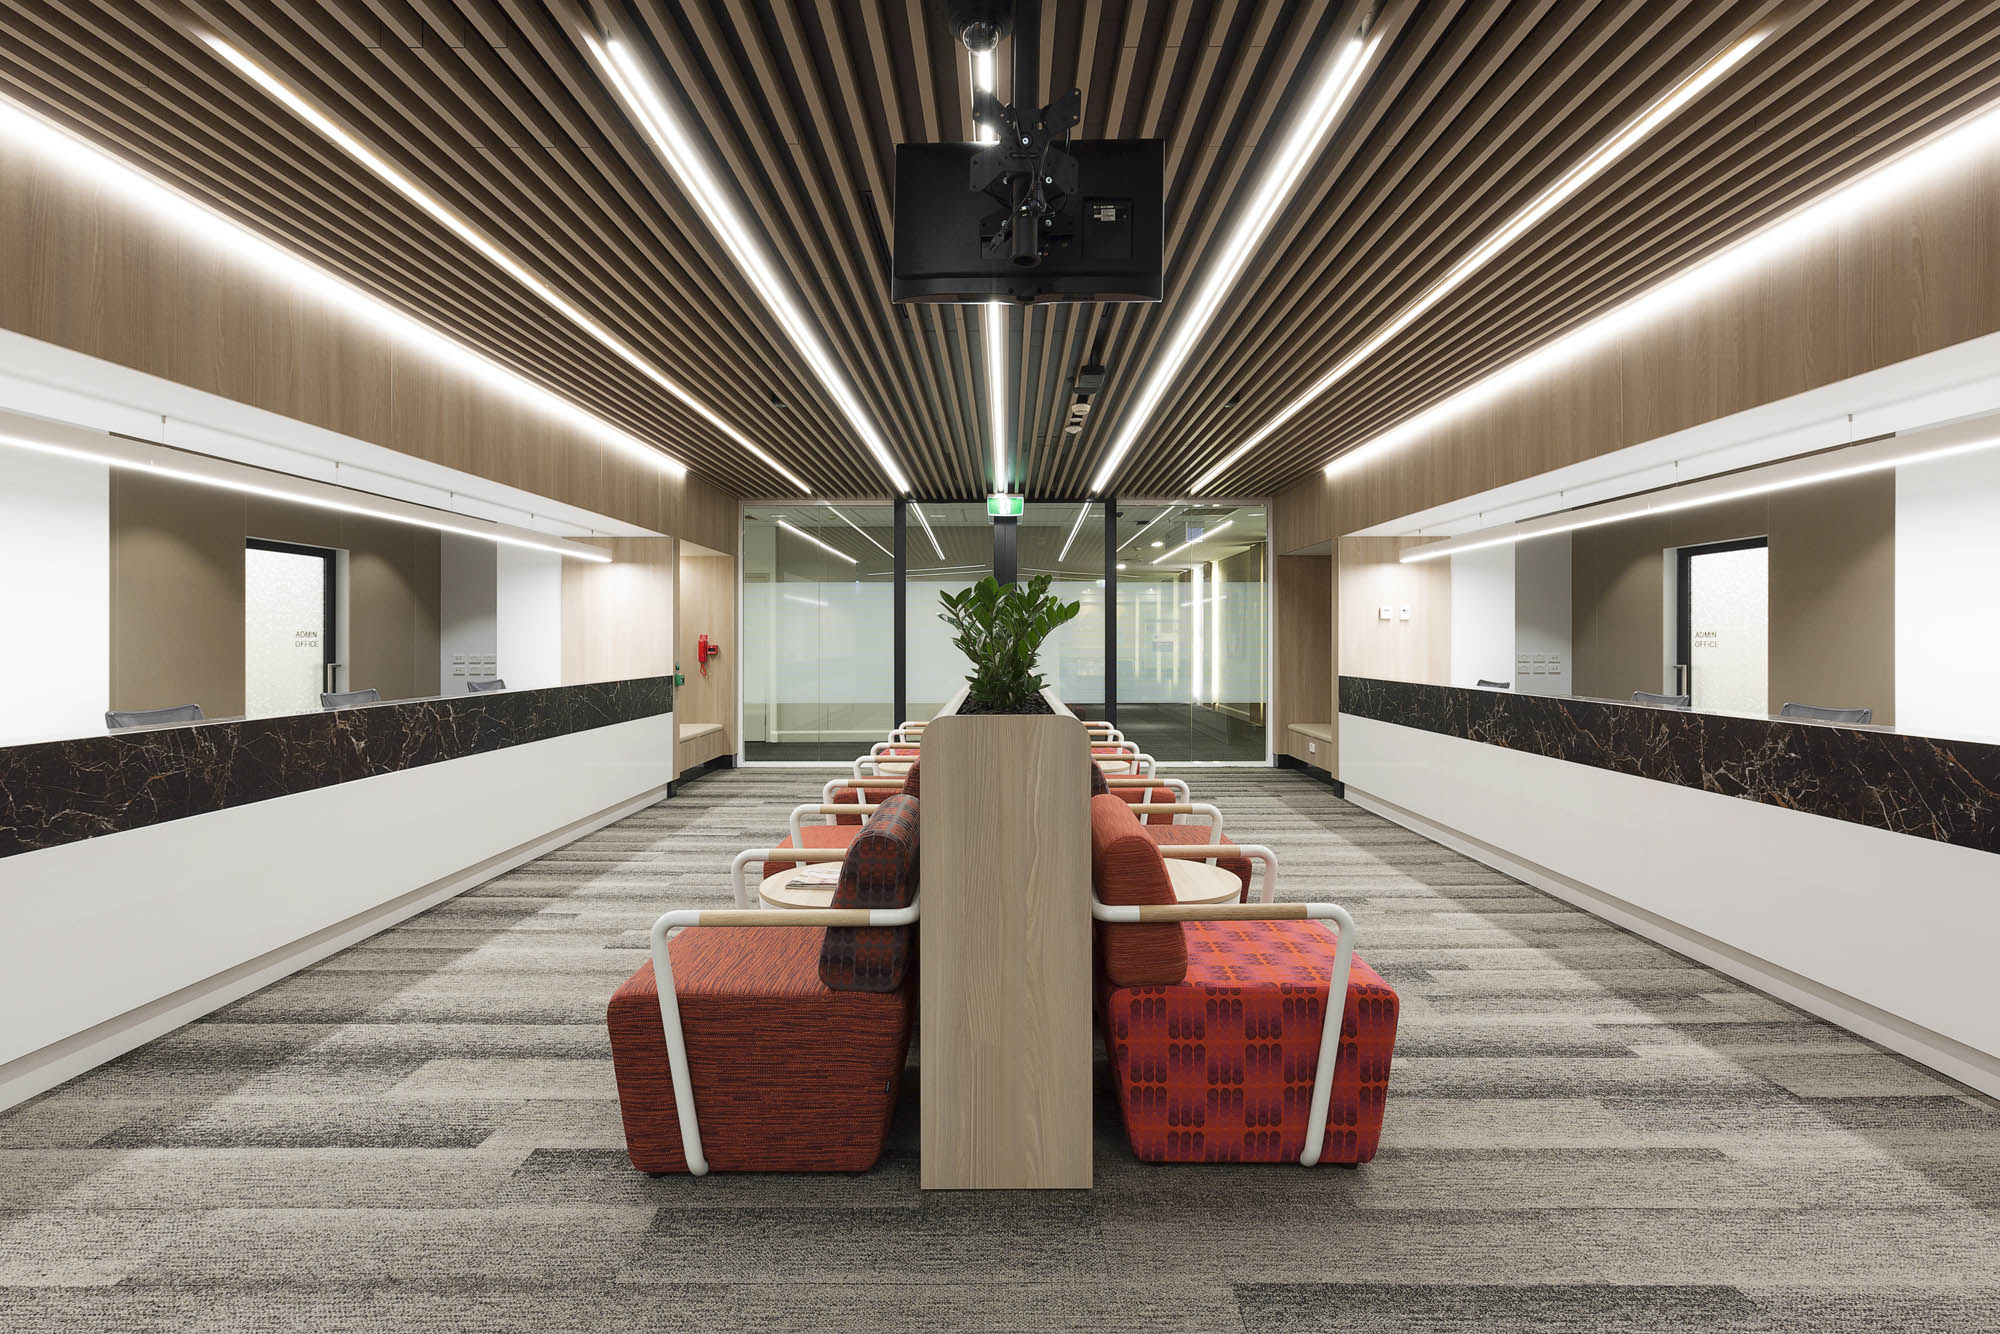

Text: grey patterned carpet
xmin=2 ymin=767 xmax=1995 ymax=1332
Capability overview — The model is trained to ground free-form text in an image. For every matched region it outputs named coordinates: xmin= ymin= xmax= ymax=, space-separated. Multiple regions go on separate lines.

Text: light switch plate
xmin=1307 ymin=741 xmax=1317 ymax=755
xmin=1379 ymin=605 xmax=1392 ymax=621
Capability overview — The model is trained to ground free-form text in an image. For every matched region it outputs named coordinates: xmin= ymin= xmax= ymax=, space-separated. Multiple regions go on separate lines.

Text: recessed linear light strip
xmin=1088 ymin=32 xmax=1377 ymax=494
xmin=1057 ymin=501 xmax=1093 ymax=561
xmin=822 ymin=504 xmax=894 ymax=559
xmin=201 ymin=36 xmax=806 ymax=493
xmin=971 ymin=49 xmax=999 ymax=145
xmin=0 ymin=94 xmax=696 ymax=493
xmin=1193 ymin=30 xmax=1768 ymax=492
xmin=776 ymin=518 xmax=859 ymax=564
xmin=1117 ymin=506 xmax=1177 ymax=551
xmin=586 ymin=36 xmax=911 ymax=495
xmin=1153 ymin=518 xmax=1232 ymax=565
xmin=1399 ymin=419 xmax=2000 ymax=564
xmin=910 ymin=503 xmax=947 ymax=561
xmin=987 ymin=300 xmax=1009 ymax=493
xmin=0 ymin=422 xmax=611 ymax=562
xmin=1332 ymin=93 xmax=2000 ymax=486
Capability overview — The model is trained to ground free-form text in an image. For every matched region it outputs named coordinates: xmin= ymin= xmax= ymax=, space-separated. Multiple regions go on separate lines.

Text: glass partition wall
xmin=1114 ymin=503 xmax=1267 ymax=761
xmin=741 ymin=504 xmax=896 ymax=761
xmin=905 ymin=502 xmax=995 ymax=721
xmin=741 ymin=499 xmax=1267 ymax=763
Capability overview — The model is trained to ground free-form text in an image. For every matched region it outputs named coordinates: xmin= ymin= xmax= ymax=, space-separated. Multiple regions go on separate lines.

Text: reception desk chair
xmin=466 ymin=678 xmax=508 ymax=693
xmin=1779 ymin=701 xmax=1872 ymax=724
xmin=322 ymin=688 xmax=381 ymax=709
xmin=106 ymin=704 xmax=205 ymax=729
xmin=1632 ymin=691 xmax=1691 ymax=708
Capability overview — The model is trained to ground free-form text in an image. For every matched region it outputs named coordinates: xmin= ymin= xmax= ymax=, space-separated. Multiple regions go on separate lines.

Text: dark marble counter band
xmin=0 ymin=677 xmax=673 ymax=860
xmin=1339 ymin=676 xmax=2000 ymax=856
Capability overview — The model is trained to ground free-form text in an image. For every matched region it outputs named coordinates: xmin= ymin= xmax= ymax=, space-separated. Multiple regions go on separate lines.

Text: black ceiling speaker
xmin=941 ymin=0 xmax=1012 ymax=52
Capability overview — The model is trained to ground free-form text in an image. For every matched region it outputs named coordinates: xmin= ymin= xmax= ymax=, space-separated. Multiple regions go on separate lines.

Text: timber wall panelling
xmin=1337 ymin=538 xmax=1451 ymax=688
xmin=0 ymin=136 xmax=739 ymax=539
xmin=562 ymin=538 xmax=675 ymax=686
xmin=1273 ymin=553 xmax=1333 ymax=763
xmin=1271 ymin=130 xmax=2000 ymax=550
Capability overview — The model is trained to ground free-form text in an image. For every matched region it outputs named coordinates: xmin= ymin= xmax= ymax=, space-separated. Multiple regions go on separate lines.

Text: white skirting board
xmin=0 ymin=712 xmax=674 ymax=1111
xmin=1338 ymin=714 xmax=2000 ymax=1100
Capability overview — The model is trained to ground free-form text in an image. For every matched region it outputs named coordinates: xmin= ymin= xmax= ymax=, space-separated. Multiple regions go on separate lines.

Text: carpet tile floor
xmin=0 ymin=768 xmax=1994 ymax=1331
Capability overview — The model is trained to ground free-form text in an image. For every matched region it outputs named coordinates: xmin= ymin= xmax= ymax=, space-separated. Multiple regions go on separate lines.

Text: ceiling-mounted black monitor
xmin=891 ymin=139 xmax=1164 ymax=304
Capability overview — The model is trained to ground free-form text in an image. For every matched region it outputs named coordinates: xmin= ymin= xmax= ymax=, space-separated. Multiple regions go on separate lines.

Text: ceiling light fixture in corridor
xmin=1194 ymin=28 xmax=1770 ymax=492
xmin=1087 ymin=27 xmax=1380 ymax=495
xmin=196 ymin=35 xmax=811 ymax=492
xmin=0 ymin=89 xmax=691 ymax=492
xmin=585 ymin=34 xmax=913 ymax=496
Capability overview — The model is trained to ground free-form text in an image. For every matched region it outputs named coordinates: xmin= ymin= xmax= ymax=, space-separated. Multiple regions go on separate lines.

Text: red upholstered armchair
xmin=1089 ymin=795 xmax=1398 ymax=1166
xmin=607 ymin=795 xmax=921 ymax=1175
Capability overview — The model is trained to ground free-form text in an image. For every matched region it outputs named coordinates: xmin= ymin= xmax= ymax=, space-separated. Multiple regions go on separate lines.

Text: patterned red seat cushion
xmin=607 ymin=926 xmax=910 ymax=1174
xmin=1144 ymin=823 xmax=1252 ymax=899
xmin=769 ymin=825 xmax=859 ymax=860
xmin=819 ymin=793 xmax=920 ymax=992
xmin=1099 ymin=919 xmax=1399 ymax=1165
xmin=1089 ymin=794 xmax=1187 ymax=986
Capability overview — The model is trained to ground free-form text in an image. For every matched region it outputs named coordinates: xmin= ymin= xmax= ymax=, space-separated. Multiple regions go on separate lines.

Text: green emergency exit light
xmin=987 ymin=494 xmax=1025 ymax=519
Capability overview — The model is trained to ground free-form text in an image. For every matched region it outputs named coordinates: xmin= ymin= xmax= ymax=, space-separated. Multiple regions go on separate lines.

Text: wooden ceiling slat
xmin=2 ymin=1 xmax=1993 ymax=503
xmin=1199 ymin=0 xmax=2000 ymax=490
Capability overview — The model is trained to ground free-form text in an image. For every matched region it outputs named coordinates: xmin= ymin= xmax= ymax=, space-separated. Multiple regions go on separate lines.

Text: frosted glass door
xmin=246 ymin=544 xmax=330 ymax=718
xmin=1686 ymin=544 xmax=1767 ymax=714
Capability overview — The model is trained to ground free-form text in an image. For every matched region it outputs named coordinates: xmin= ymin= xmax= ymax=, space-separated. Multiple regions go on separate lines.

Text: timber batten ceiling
xmin=1 ymin=1 xmax=1998 ymax=501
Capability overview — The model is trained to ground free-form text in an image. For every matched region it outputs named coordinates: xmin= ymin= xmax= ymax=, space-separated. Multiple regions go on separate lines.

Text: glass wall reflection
xmin=1115 ymin=503 xmax=1267 ymax=761
xmin=1020 ymin=502 xmax=1107 ymax=719
xmin=906 ymin=502 xmax=994 ymax=720
xmin=741 ymin=504 xmax=896 ymax=761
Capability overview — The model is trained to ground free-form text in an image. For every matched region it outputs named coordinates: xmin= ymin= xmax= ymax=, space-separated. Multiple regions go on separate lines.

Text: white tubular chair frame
xmin=648 ymin=898 xmax=921 ymax=1177
xmin=1154 ymin=842 xmax=1277 ymax=902
xmin=729 ymin=846 xmax=847 ymax=908
xmin=1089 ymin=896 xmax=1354 ymax=1166
xmin=788 ymin=801 xmax=882 ymax=843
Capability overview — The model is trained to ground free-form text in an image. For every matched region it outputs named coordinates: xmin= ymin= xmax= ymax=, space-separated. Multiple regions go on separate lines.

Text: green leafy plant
xmin=936 ymin=574 xmax=1082 ymax=714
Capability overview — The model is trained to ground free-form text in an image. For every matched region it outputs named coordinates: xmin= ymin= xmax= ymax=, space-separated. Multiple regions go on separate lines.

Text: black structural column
xmin=1102 ymin=495 xmax=1117 ymax=726
xmin=893 ymin=499 xmax=908 ymax=726
xmin=994 ymin=515 xmax=1019 ymax=585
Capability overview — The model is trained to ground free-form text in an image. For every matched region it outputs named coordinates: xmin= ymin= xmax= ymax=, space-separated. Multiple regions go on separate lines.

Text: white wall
xmin=439 ymin=533 xmax=498 ymax=693
xmin=1513 ymin=532 xmax=1573 ymax=696
xmin=1897 ymin=449 xmax=2000 ymax=739
xmin=0 ymin=450 xmax=109 ymax=744
xmin=1449 ymin=546 xmax=1514 ymax=687
xmin=1339 ymin=714 xmax=2000 ymax=1097
xmin=495 ymin=546 xmax=563 ymax=690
